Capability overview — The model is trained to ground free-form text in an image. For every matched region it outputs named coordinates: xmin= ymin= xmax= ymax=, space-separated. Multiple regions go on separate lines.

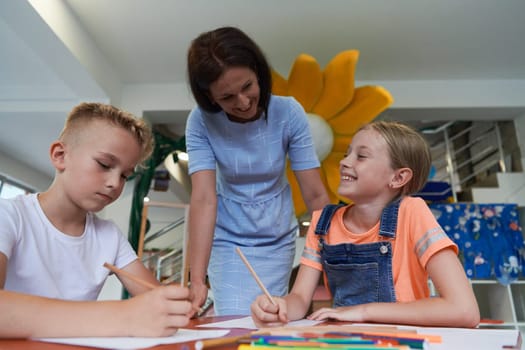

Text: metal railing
xmin=138 ymin=198 xmax=214 ymax=314
xmin=141 ymin=217 xmax=185 ymax=283
xmin=139 ymin=201 xmax=188 ymax=286
xmin=421 ymin=121 xmax=507 ymax=202
xmin=140 ymin=210 xmax=214 ymax=315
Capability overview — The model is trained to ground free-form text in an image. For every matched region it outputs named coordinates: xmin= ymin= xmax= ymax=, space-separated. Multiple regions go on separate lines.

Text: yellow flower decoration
xmin=273 ymin=50 xmax=394 ymax=217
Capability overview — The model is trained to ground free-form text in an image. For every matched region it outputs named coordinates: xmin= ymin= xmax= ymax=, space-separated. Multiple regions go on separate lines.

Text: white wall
xmin=514 ymin=114 xmax=525 ymax=169
xmin=367 ymin=80 xmax=525 ymax=109
xmin=0 ymin=150 xmax=52 ymax=191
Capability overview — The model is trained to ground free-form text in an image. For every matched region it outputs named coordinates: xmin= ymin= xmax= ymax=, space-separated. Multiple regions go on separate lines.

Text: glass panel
xmin=0 ymin=182 xmax=27 ymax=199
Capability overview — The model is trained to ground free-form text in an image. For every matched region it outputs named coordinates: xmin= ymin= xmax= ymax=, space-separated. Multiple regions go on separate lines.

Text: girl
xmin=251 ymin=120 xmax=480 ymax=328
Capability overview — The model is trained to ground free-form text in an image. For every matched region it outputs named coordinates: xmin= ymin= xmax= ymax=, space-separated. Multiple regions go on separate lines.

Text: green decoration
xmin=122 ymin=131 xmax=185 ymax=299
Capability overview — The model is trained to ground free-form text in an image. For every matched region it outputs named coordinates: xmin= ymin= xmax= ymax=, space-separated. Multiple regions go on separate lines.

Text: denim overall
xmin=315 ymin=200 xmax=401 ymax=307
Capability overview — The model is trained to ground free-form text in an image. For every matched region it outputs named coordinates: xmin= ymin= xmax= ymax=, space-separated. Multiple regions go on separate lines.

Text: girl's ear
xmin=49 ymin=140 xmax=66 ymax=171
xmin=390 ymin=167 xmax=413 ymax=189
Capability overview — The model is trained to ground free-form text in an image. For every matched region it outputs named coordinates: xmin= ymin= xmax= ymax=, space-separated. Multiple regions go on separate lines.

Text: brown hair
xmin=59 ymin=102 xmax=154 ymax=163
xmin=187 ymin=26 xmax=272 ymax=116
xmin=360 ymin=121 xmax=431 ymax=195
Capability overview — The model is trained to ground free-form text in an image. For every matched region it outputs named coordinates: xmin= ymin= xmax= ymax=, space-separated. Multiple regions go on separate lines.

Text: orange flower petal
xmin=332 ymin=134 xmax=352 ymax=153
xmin=286 ymin=162 xmax=308 ymax=217
xmin=279 ymin=51 xmax=394 ymax=216
xmin=329 ymin=85 xmax=394 ymax=136
xmin=287 ymin=54 xmax=323 ymax=112
xmin=312 ymin=50 xmax=359 ymax=119
xmin=319 ymin=168 xmax=339 ymax=205
xmin=272 ymin=70 xmax=288 ymax=96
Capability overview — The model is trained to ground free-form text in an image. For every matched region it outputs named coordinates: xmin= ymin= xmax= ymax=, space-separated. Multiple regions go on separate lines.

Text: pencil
xmin=103 ymin=262 xmax=157 ymax=289
xmin=103 ymin=262 xmax=204 ymax=315
xmin=235 ymin=247 xmax=277 ymax=306
xmin=194 ymin=334 xmax=251 ymax=350
xmin=238 ymin=344 xmax=410 ymax=350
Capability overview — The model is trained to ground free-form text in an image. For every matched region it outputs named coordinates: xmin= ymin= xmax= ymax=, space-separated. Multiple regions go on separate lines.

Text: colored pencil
xmin=326 ymin=331 xmax=439 ymax=343
xmin=254 ymin=335 xmax=425 ymax=349
xmin=194 ymin=334 xmax=251 ymax=350
xmin=238 ymin=344 xmax=411 ymax=350
xmin=235 ymin=247 xmax=277 ymax=306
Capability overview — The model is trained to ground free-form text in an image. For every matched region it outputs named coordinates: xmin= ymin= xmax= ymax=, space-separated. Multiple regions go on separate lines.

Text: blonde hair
xmin=59 ymin=102 xmax=154 ymax=164
xmin=360 ymin=121 xmax=431 ymax=195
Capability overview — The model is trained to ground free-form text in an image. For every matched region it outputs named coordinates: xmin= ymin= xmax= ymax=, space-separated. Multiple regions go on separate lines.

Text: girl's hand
xmin=250 ymin=295 xmax=288 ymax=328
xmin=308 ymin=305 xmax=365 ymax=323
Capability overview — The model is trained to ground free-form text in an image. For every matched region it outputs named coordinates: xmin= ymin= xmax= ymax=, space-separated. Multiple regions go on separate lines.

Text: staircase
xmin=413 ymin=120 xmax=524 ymax=204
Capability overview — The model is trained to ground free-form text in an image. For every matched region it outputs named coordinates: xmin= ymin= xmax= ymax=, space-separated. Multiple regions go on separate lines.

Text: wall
xmin=0 ymin=150 xmax=52 ymax=191
xmin=514 ymin=115 xmax=525 ymax=169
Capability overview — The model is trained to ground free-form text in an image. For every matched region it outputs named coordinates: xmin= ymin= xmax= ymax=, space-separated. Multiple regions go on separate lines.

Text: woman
xmin=185 ymin=26 xmax=330 ymax=316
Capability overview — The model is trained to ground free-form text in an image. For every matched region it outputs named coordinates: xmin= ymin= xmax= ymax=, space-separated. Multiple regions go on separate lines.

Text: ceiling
xmin=1 ymin=0 xmax=525 ymax=183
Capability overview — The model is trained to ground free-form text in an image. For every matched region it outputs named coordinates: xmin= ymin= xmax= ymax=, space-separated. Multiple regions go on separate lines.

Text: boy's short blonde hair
xmin=360 ymin=121 xmax=431 ymax=195
xmin=59 ymin=102 xmax=154 ymax=163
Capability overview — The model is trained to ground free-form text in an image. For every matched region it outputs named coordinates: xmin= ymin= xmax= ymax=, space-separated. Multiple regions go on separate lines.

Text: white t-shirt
xmin=0 ymin=194 xmax=137 ymax=300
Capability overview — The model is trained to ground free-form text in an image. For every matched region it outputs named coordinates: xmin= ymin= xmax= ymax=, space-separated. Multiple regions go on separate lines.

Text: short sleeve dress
xmin=185 ymin=95 xmax=320 ymax=315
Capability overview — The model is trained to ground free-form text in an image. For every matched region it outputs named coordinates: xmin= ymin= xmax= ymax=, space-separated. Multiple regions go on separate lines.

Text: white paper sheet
xmin=424 ymin=327 xmax=520 ymax=350
xmin=34 ymin=328 xmax=230 ymax=350
xmin=196 ymin=315 xmax=321 ymax=329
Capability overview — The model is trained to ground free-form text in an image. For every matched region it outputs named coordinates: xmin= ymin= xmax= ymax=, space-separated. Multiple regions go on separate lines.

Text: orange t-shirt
xmin=301 ymin=196 xmax=458 ymax=302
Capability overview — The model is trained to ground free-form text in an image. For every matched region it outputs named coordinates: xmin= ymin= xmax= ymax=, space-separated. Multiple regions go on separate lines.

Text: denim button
xmin=380 ymin=245 xmax=389 ymax=254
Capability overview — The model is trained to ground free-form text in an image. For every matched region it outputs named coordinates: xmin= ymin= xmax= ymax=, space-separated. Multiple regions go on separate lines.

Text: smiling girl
xmin=251 ymin=120 xmax=480 ymax=328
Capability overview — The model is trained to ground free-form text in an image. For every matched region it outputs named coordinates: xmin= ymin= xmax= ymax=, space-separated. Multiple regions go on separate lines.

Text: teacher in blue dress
xmin=185 ymin=26 xmax=330 ymax=316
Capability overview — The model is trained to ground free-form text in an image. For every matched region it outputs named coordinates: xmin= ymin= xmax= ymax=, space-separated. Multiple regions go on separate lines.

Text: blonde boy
xmin=0 ymin=102 xmax=191 ymax=338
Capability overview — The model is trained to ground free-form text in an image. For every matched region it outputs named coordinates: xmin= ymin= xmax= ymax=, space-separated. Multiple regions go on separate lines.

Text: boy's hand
xmin=250 ymin=294 xmax=288 ymax=328
xmin=125 ymin=284 xmax=191 ymax=337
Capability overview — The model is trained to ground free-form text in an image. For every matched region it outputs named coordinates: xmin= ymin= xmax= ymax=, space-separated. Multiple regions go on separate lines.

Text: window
xmin=0 ymin=175 xmax=33 ymax=199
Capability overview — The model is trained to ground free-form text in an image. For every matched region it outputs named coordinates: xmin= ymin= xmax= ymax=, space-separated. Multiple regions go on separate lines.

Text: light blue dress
xmin=185 ymin=95 xmax=320 ymax=315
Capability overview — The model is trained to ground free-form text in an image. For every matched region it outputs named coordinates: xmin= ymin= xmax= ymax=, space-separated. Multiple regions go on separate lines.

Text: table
xmin=0 ymin=316 xmax=521 ymax=350
xmin=0 ymin=316 xmax=249 ymax=350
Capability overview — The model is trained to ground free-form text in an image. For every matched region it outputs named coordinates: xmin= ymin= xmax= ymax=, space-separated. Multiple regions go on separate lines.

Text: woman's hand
xmin=189 ymin=281 xmax=208 ymax=317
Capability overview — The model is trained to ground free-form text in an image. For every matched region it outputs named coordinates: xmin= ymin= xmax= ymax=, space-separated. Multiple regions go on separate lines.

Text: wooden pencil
xmin=103 ymin=262 xmax=204 ymax=315
xmin=194 ymin=334 xmax=251 ymax=350
xmin=235 ymin=247 xmax=277 ymax=306
xmin=103 ymin=262 xmax=157 ymax=289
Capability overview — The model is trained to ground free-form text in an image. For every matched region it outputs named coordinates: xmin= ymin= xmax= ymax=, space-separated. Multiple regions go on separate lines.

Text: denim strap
xmin=315 ymin=204 xmax=346 ymax=236
xmin=378 ymin=198 xmax=402 ymax=239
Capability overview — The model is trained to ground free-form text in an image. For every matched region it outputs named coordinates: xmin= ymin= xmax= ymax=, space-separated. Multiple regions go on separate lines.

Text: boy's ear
xmin=390 ymin=167 xmax=413 ymax=189
xmin=49 ymin=140 xmax=67 ymax=171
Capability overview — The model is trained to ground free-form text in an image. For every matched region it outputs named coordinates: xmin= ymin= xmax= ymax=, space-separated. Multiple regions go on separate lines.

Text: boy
xmin=0 ymin=102 xmax=191 ymax=338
